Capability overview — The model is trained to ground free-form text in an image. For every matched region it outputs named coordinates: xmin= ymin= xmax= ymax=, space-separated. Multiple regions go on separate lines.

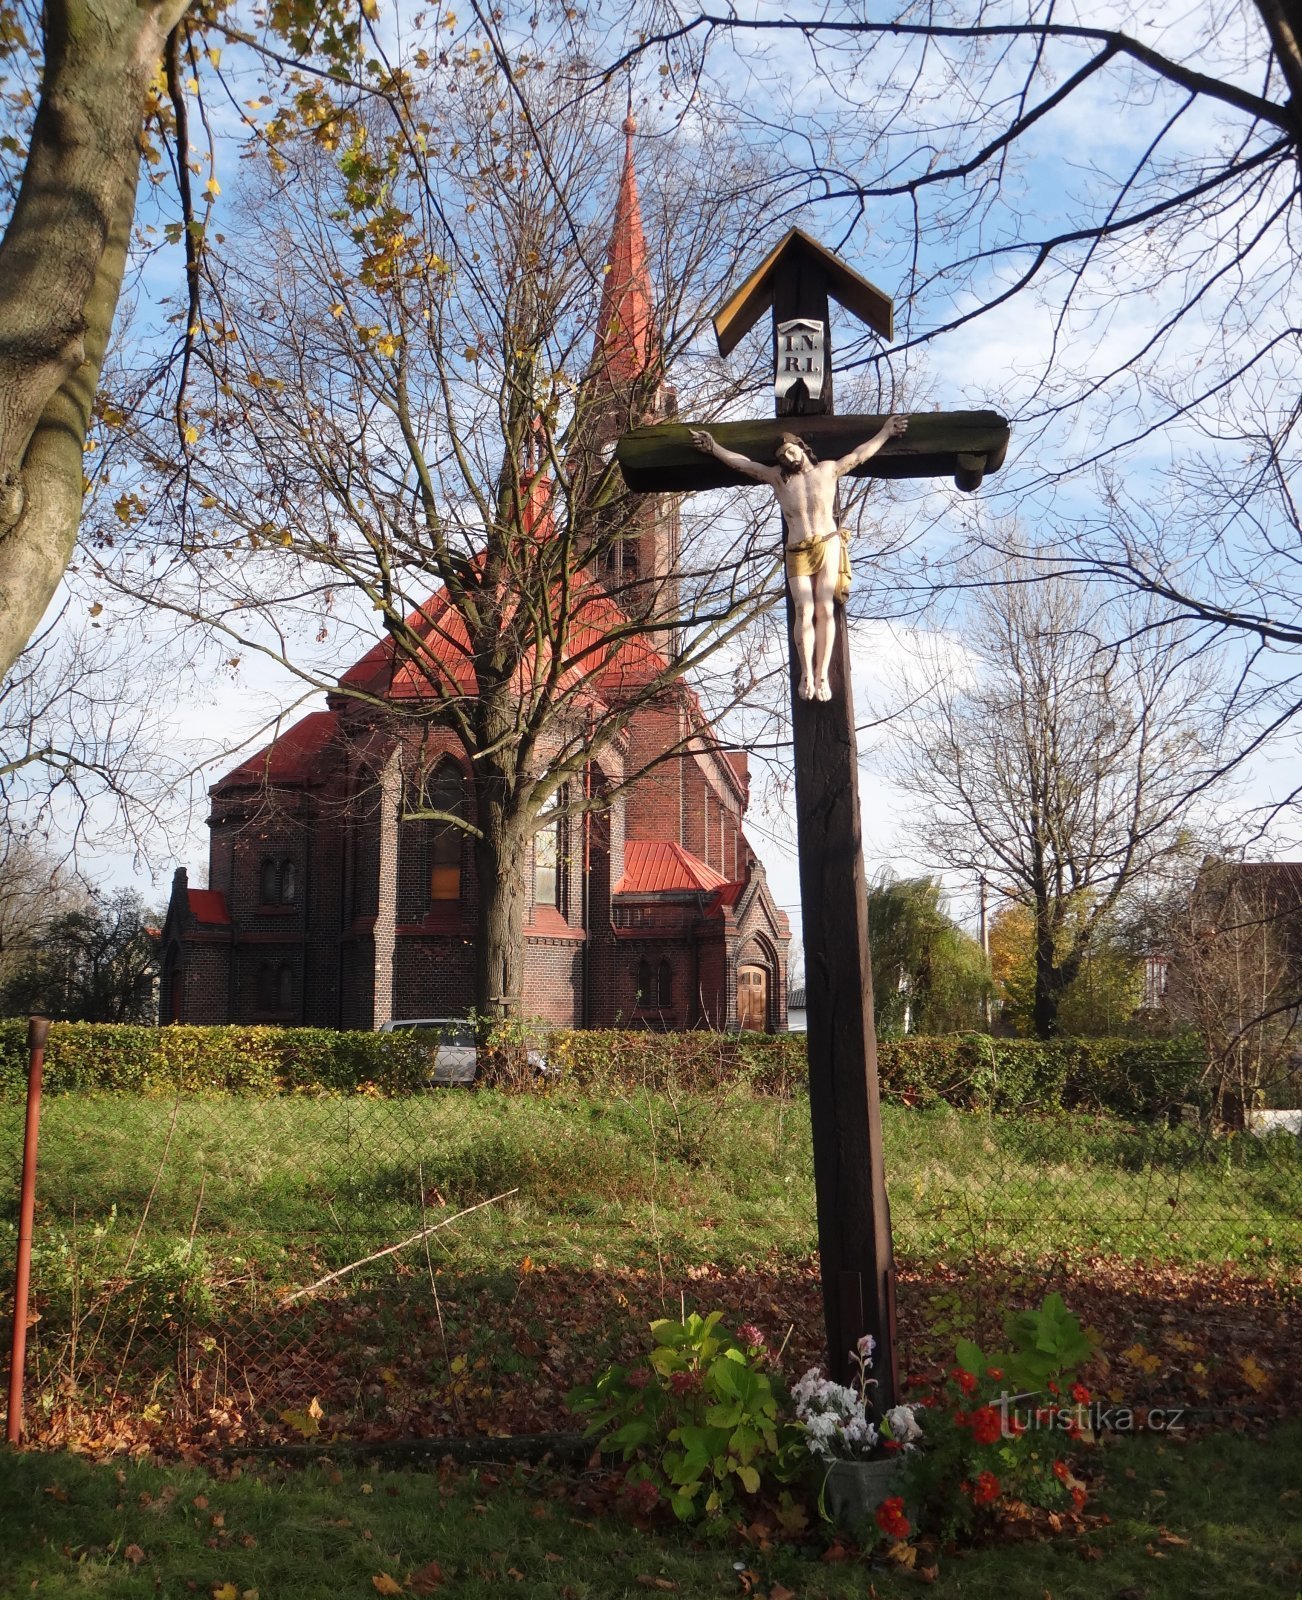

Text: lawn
xmin=3 ymin=1088 xmax=1297 ymax=1295
xmin=1 ymin=1084 xmax=1298 ymax=1457
xmin=1 ymin=1421 xmax=1299 ymax=1598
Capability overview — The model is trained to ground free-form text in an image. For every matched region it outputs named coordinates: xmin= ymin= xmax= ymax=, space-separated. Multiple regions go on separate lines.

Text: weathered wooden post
xmin=617 ymin=229 xmax=1009 ymax=1399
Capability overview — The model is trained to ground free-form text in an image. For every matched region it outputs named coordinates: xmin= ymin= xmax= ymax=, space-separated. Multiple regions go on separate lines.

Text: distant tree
xmin=1 ymin=888 xmax=159 ymax=1022
xmin=867 ymin=872 xmax=990 ymax=1036
xmin=1154 ymin=859 xmax=1302 ymax=1124
xmin=0 ymin=836 xmax=80 ymax=993
xmin=893 ymin=564 xmax=1228 ymax=1038
xmin=987 ymin=897 xmax=1144 ymax=1037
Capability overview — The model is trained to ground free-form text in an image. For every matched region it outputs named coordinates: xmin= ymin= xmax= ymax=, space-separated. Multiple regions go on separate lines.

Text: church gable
xmin=164 ymin=122 xmax=788 ymax=1036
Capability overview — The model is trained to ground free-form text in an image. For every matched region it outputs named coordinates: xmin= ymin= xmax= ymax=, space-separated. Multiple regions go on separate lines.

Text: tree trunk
xmin=1252 ymin=0 xmax=1302 ymax=147
xmin=472 ymin=795 xmax=531 ymax=1024
xmin=1031 ymin=909 xmax=1061 ymax=1039
xmin=0 ymin=0 xmax=190 ymax=679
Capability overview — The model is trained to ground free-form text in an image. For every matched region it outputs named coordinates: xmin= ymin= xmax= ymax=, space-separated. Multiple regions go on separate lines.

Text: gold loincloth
xmin=785 ymin=526 xmax=852 ymax=604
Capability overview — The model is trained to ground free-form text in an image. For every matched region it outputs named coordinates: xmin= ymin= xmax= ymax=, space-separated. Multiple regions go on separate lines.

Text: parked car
xmin=378 ymin=1018 xmax=549 ymax=1086
xmin=379 ymin=1018 xmax=478 ymax=1085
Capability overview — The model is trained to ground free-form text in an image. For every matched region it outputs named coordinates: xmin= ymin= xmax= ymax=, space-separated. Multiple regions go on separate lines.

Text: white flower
xmin=885 ymin=1404 xmax=923 ymax=1445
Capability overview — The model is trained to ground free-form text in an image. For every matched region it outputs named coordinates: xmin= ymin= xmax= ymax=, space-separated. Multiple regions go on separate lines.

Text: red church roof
xmin=214 ymin=710 xmax=341 ymax=793
xmin=592 ymin=115 xmax=655 ymax=386
xmin=336 ymin=568 xmax=671 ymax=707
xmin=614 ymin=840 xmax=729 ymax=895
xmin=187 ymin=888 xmax=231 ymax=925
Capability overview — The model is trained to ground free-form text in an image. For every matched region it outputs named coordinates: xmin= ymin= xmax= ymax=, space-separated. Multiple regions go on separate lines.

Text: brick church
xmin=160 ymin=122 xmax=790 ymax=1035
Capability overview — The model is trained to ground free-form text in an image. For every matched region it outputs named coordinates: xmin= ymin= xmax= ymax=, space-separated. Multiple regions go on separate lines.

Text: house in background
xmin=160 ymin=123 xmax=789 ymax=1036
xmin=786 ymin=985 xmax=807 ymax=1034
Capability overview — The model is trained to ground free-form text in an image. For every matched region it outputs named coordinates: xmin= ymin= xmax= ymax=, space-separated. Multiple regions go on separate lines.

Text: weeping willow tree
xmin=867 ymin=873 xmax=991 ymax=1037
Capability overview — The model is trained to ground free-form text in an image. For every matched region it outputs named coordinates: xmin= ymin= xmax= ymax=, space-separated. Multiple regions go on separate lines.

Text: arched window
xmin=425 ymin=761 xmax=465 ymax=902
xmin=533 ymin=791 xmax=563 ymax=912
xmin=167 ymin=967 xmax=184 ymax=1025
xmin=259 ymin=858 xmax=279 ymax=906
xmin=280 ymin=859 xmax=297 ymax=904
xmin=657 ymin=960 xmax=673 ymax=1008
xmin=636 ymin=958 xmax=653 ymax=1006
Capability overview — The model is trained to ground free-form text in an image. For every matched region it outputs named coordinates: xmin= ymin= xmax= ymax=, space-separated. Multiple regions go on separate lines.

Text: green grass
xmin=2 ymin=1089 xmax=1296 ymax=1297
xmin=1 ymin=1423 xmax=1299 ymax=1598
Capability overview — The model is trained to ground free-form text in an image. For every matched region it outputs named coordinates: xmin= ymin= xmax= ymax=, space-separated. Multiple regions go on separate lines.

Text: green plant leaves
xmin=566 ymin=1311 xmax=805 ymax=1526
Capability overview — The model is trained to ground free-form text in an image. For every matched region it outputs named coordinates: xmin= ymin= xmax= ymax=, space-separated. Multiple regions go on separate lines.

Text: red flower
xmin=1047 ymin=1380 xmax=1060 ymax=1395
xmin=972 ymin=1471 xmax=1001 ymax=1506
xmin=875 ymin=1495 xmax=911 ymax=1540
xmin=623 ymin=1477 xmax=660 ymax=1516
xmin=668 ymin=1369 xmax=701 ymax=1398
xmin=1071 ymin=1382 xmax=1091 ymax=1404
xmin=1071 ymin=1485 xmax=1088 ymax=1510
xmin=950 ymin=1366 xmax=978 ymax=1395
xmin=1052 ymin=1459 xmax=1070 ymax=1482
xmin=626 ymin=1367 xmax=650 ymax=1390
xmin=968 ymin=1406 xmax=1002 ymax=1446
xmin=985 ymin=1366 xmax=1004 ymax=1379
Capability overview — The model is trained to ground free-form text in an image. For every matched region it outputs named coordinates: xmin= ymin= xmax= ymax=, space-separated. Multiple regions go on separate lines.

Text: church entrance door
xmin=736 ymin=964 xmax=768 ymax=1032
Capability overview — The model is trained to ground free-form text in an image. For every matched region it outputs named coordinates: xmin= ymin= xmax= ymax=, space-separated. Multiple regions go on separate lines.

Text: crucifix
xmin=616 ymin=228 xmax=1010 ymax=1402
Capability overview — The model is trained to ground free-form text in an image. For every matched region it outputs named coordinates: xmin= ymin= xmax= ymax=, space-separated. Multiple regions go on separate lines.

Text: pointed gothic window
xmin=280 ymin=859 xmax=297 ymax=904
xmin=425 ymin=761 xmax=466 ymax=902
xmin=657 ymin=960 xmax=673 ymax=1008
xmin=259 ymin=858 xmax=279 ymax=906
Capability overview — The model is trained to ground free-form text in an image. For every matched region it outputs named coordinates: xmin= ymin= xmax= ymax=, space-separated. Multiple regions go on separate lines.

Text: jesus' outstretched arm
xmin=831 ymin=414 xmax=908 ymax=477
xmin=689 ymin=429 xmax=782 ymax=487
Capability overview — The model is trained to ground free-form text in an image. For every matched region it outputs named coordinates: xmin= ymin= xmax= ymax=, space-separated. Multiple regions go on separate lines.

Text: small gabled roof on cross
xmin=712 ymin=227 xmax=894 ymax=355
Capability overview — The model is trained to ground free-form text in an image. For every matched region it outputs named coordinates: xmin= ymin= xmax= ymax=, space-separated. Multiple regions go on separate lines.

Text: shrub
xmin=568 ymin=1311 xmax=806 ymax=1524
xmin=0 ymin=1019 xmax=1205 ymax=1117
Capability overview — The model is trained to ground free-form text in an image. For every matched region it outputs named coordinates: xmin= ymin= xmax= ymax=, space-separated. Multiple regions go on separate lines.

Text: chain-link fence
xmin=3 ymin=1079 xmax=1299 ymax=1448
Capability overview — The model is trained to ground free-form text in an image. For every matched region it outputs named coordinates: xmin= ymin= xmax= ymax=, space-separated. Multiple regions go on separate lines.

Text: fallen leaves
xmin=278 ymin=1397 xmax=324 ymax=1439
xmin=372 ymin=1575 xmax=404 ymax=1595
xmin=24 ymin=1253 xmax=1300 ymax=1478
xmin=123 ymin=1543 xmax=146 ymax=1565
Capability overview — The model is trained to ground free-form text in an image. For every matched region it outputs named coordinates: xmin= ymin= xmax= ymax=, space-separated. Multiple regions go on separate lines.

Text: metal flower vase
xmin=822 ymin=1456 xmax=905 ymax=1531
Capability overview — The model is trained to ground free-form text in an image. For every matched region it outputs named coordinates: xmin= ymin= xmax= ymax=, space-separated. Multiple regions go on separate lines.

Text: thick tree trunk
xmin=0 ymin=0 xmax=190 ymax=680
xmin=1031 ymin=910 xmax=1085 ymax=1040
xmin=472 ymin=795 xmax=531 ymax=1024
xmin=1253 ymin=0 xmax=1302 ymax=145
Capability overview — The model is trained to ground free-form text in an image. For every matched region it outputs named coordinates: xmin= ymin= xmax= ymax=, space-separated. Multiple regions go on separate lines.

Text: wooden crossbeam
xmin=616 ymin=411 xmax=1010 ymax=494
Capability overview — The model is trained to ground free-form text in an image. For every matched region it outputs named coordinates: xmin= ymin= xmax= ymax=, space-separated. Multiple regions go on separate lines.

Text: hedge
xmin=0 ymin=1019 xmax=1206 ymax=1116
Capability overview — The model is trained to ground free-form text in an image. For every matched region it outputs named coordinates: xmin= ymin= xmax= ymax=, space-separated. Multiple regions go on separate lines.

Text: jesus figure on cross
xmin=690 ymin=415 xmax=908 ymax=702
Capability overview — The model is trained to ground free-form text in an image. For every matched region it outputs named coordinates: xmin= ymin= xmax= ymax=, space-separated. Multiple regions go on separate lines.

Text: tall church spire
xmin=591 ymin=114 xmax=656 ymax=390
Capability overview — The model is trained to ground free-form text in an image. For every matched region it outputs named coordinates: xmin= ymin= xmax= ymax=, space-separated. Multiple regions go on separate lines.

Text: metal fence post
xmin=7 ymin=1015 xmax=49 ymax=1446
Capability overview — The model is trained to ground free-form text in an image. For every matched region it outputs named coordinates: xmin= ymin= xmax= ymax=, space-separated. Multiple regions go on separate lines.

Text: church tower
xmin=585 ymin=115 xmax=680 ymax=636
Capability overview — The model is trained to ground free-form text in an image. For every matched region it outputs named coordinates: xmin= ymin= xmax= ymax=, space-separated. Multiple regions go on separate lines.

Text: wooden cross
xmin=616 ymin=229 xmax=1010 ymax=1402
